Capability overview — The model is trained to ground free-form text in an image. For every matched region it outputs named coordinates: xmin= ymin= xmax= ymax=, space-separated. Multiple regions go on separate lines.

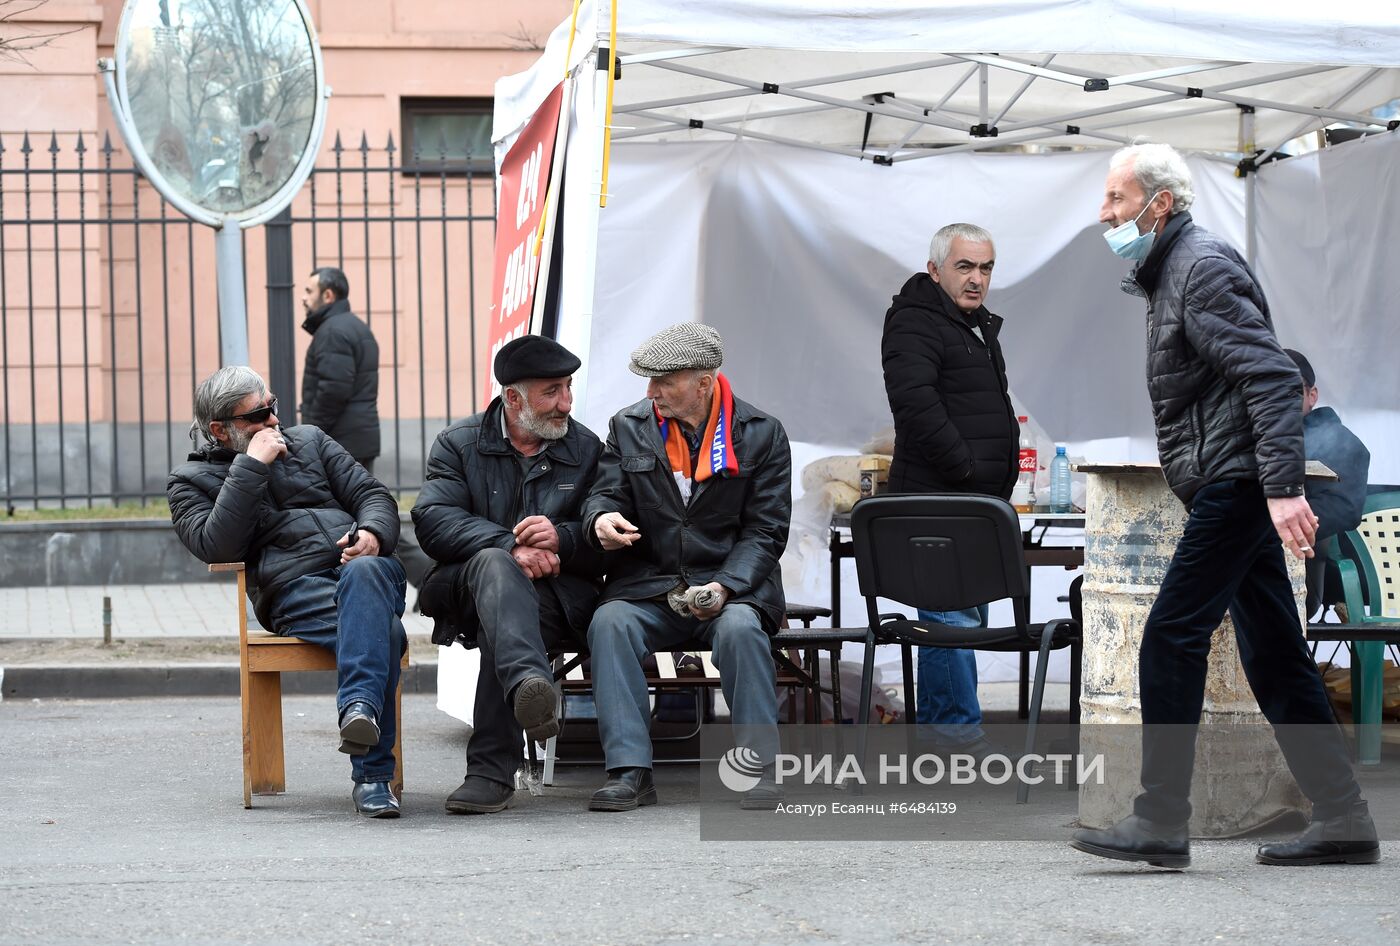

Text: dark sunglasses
xmin=219 ymin=396 xmax=278 ymax=425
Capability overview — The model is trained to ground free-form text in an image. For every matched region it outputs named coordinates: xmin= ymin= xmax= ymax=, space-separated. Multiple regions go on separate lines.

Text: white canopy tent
xmin=489 ymin=1 xmax=1400 ymax=684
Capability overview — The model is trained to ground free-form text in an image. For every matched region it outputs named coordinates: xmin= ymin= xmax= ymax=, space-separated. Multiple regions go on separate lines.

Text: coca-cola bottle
xmin=1011 ymin=415 xmax=1037 ymax=512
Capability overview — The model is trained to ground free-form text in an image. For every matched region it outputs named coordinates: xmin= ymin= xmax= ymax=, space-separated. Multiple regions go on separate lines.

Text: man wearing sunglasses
xmin=168 ymin=366 xmax=408 ymax=819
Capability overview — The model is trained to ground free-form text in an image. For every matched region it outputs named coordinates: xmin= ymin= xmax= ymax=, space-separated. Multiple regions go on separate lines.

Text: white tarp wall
xmin=1255 ymin=130 xmax=1400 ymax=471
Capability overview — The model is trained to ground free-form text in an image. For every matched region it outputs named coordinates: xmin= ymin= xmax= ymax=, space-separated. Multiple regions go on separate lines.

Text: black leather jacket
xmin=167 ymin=426 xmax=401 ymax=631
xmin=582 ymin=396 xmax=792 ymax=632
xmin=1127 ymin=213 xmax=1305 ymax=505
xmin=411 ymin=398 xmax=605 ymax=646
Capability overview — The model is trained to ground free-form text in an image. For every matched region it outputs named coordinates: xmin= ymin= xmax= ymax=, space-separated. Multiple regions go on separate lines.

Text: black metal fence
xmin=0 ymin=129 xmax=495 ymax=509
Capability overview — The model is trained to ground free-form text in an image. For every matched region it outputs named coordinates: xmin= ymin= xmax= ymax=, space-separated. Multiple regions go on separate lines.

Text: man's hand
xmin=247 ymin=428 xmax=288 ymax=465
xmin=595 ymin=512 xmax=641 ymax=550
xmin=511 ymin=545 xmax=560 ymax=580
xmin=513 ymin=515 xmax=560 ymax=552
xmin=1267 ymin=495 xmax=1319 ymax=560
xmin=337 ymin=527 xmax=381 ymax=564
xmin=689 ymin=582 xmax=729 ymax=621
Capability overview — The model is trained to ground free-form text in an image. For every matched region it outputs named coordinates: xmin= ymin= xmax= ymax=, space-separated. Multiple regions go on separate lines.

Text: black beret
xmin=494 ymin=334 xmax=581 ymax=385
xmin=1284 ymin=348 xmax=1315 ymax=388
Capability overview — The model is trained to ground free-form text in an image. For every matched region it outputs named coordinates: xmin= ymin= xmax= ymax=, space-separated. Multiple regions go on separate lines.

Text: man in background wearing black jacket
xmin=881 ymin=222 xmax=1018 ymax=756
xmin=169 ymin=366 xmax=407 ymax=819
xmin=300 ymin=266 xmax=381 ymax=472
xmin=1072 ymin=143 xmax=1376 ymax=868
xmin=413 ymin=336 xmax=604 ymax=816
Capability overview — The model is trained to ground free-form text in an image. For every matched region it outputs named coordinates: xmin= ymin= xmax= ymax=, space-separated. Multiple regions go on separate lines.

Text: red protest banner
xmin=484 ymin=82 xmax=566 ymax=406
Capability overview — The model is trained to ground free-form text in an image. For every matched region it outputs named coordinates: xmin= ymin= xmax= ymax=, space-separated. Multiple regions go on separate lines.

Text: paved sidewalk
xmin=4 ymin=694 xmax=1397 ymax=946
xmin=0 ymin=582 xmax=435 ymax=638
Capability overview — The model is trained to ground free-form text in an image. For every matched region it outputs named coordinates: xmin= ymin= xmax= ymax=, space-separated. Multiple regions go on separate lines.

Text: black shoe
xmin=512 ymin=675 xmax=560 ymax=743
xmin=1071 ymin=814 xmax=1191 ymax=869
xmin=445 ymin=776 xmax=514 ymax=815
xmin=338 ymin=701 xmax=380 ymax=755
xmin=1256 ymin=801 xmax=1380 ymax=866
xmin=588 ymin=767 xmax=658 ymax=812
xmin=740 ymin=767 xmax=784 ymax=810
xmin=352 ymin=781 xmax=400 ymax=819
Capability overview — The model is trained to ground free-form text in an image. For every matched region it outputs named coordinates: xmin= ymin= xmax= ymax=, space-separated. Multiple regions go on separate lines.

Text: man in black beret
xmin=413 ymin=335 xmax=605 ymax=814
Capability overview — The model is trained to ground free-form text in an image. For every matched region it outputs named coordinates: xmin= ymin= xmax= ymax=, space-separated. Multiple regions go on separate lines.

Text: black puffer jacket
xmin=300 ymin=298 xmax=381 ymax=461
xmin=167 ymin=425 xmax=401 ymax=631
xmin=1126 ymin=213 xmax=1304 ymax=505
xmin=881 ymin=273 xmax=1018 ymax=498
xmin=411 ymin=398 xmax=605 ymax=647
xmin=582 ymin=396 xmax=791 ymax=633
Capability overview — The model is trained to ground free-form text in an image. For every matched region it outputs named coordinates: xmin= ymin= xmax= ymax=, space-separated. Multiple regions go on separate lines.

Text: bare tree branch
xmin=0 ymin=0 xmax=83 ymax=67
xmin=503 ymin=19 xmax=544 ymax=52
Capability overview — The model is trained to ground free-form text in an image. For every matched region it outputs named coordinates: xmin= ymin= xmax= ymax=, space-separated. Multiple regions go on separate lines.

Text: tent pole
xmin=1246 ymin=172 xmax=1258 ymax=269
xmin=1240 ymin=105 xmax=1258 ymax=267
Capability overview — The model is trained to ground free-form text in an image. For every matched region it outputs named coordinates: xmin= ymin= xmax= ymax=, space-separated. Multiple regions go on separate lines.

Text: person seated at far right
xmin=1282 ymin=348 xmax=1370 ymax=619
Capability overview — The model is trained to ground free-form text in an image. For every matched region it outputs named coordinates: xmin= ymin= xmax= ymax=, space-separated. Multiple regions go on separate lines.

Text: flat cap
xmin=1283 ymin=348 xmax=1315 ymax=388
xmin=628 ymin=322 xmax=724 ymax=377
xmin=494 ymin=334 xmax=581 ymax=385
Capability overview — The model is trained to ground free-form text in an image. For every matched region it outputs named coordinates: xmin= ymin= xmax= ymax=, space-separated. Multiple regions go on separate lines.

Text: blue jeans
xmin=915 ymin=605 xmax=988 ymax=746
xmin=270 ymin=556 xmax=408 ymax=784
xmin=587 ymin=599 xmax=779 ymax=770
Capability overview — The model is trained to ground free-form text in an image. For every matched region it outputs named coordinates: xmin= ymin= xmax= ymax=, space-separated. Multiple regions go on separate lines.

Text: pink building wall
xmin=0 ymin=0 xmax=570 ymax=427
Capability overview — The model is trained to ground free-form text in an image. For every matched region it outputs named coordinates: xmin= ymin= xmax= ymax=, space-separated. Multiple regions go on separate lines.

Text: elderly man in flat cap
xmin=413 ymin=335 xmax=605 ymax=815
xmin=583 ymin=322 xmax=792 ymax=811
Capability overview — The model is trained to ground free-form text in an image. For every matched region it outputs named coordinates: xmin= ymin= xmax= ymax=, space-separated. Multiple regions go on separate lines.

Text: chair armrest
xmin=209 ymin=562 xmax=246 ymax=573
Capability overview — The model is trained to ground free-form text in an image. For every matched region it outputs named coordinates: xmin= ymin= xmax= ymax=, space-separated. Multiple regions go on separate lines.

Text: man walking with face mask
xmin=1071 ymin=143 xmax=1377 ymax=869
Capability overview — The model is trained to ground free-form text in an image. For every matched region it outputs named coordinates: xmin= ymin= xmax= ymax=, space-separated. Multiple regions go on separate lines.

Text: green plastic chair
xmin=1323 ymin=491 xmax=1400 ymax=763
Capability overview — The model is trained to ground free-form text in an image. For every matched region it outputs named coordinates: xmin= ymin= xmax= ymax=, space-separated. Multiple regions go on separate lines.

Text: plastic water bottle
xmin=1050 ymin=444 xmax=1072 ymax=513
xmin=1011 ymin=415 xmax=1037 ymax=512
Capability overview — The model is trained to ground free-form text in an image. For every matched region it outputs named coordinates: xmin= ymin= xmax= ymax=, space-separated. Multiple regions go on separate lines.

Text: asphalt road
xmin=3 ymin=695 xmax=1398 ymax=946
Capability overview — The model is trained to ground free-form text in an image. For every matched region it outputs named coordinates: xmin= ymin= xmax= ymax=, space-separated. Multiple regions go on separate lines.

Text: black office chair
xmin=851 ymin=494 xmax=1081 ymax=803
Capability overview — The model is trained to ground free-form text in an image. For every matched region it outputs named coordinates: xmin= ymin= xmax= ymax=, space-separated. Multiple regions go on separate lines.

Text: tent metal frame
xmin=606 ymin=46 xmax=1396 ymax=171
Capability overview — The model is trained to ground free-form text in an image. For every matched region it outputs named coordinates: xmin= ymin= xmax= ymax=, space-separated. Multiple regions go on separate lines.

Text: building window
xmin=400 ymin=98 xmax=494 ymax=174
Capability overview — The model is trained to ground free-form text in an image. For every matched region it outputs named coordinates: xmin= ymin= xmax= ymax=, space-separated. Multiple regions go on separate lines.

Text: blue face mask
xmin=1103 ymin=191 xmax=1164 ymax=261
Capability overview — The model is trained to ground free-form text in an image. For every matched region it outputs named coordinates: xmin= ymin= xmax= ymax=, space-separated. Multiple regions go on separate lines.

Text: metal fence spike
xmin=21 ymin=131 xmax=32 ymax=153
xmin=48 ymin=132 xmax=60 ymax=153
xmin=385 ymin=131 xmax=396 ymax=152
xmin=102 ymin=131 xmax=115 ymax=154
xmin=359 ymin=131 xmax=370 ymax=152
xmin=332 ymin=131 xmax=344 ymax=152
xmin=75 ymin=132 xmax=87 ymax=153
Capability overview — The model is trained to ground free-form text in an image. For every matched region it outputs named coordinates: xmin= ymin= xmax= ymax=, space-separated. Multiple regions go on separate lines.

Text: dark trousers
xmin=440 ymin=548 xmax=575 ymax=787
xmin=1135 ymin=479 xmax=1361 ymax=824
xmin=270 ymin=556 xmax=408 ymax=784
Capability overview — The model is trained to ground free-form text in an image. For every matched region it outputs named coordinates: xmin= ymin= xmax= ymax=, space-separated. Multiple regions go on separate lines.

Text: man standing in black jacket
xmin=881 ymin=223 xmax=1018 ymax=754
xmin=583 ymin=322 xmax=791 ymax=812
xmin=412 ymin=336 xmax=604 ymax=815
xmin=300 ymin=267 xmax=381 ymax=472
xmin=169 ymin=366 xmax=407 ymax=818
xmin=1071 ymin=143 xmax=1376 ymax=868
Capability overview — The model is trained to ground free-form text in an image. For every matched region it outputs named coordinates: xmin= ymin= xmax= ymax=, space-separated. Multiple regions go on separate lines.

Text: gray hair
xmin=192 ymin=366 xmax=268 ymax=446
xmin=1111 ymin=143 xmax=1195 ymax=212
xmin=928 ymin=223 xmax=994 ymax=266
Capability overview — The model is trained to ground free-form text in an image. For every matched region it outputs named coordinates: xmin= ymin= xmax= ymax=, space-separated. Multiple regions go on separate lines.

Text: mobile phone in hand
xmin=346 ymin=521 xmax=359 ymax=546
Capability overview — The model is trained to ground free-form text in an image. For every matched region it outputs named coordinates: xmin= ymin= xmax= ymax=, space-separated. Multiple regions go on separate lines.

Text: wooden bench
xmin=534 ymin=603 xmax=852 ymax=784
xmin=211 ymin=563 xmax=408 ymax=808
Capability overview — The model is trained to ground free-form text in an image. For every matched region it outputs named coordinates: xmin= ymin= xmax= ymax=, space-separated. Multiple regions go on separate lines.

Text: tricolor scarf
xmin=656 ymin=371 xmax=739 ymax=483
